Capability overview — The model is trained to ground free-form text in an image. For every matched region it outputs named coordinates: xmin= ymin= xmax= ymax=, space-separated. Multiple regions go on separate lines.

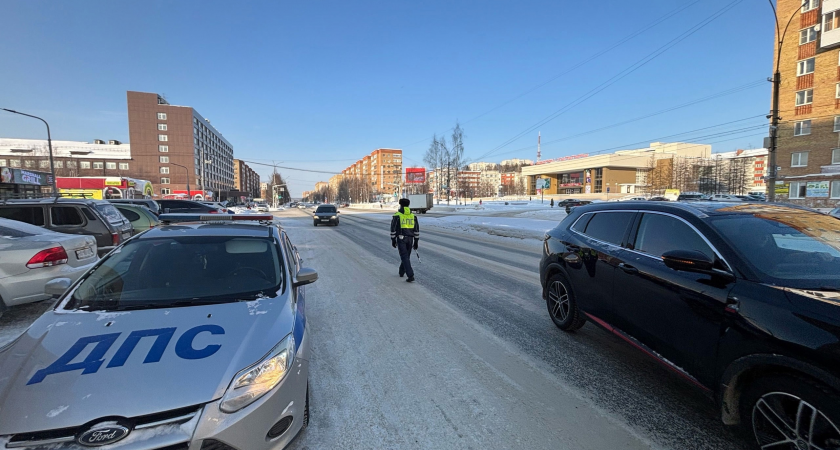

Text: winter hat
xmin=399 ymin=198 xmax=410 ymax=207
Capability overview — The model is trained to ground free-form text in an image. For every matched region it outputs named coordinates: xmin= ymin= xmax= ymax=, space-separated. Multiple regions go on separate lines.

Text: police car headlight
xmin=220 ymin=334 xmax=295 ymax=413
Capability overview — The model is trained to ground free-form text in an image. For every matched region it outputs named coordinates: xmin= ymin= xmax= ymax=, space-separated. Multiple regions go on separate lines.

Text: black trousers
xmin=397 ymin=236 xmax=415 ymax=278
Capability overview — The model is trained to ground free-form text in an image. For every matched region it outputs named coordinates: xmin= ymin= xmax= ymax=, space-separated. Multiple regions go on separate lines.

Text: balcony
xmin=822 ymin=0 xmax=840 ymax=48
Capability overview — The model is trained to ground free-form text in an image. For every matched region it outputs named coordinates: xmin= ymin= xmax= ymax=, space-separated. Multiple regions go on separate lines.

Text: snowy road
xmin=281 ymin=209 xmax=752 ymax=450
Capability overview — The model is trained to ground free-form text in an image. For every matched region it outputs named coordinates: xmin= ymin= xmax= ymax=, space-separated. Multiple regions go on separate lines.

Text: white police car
xmin=0 ymin=214 xmax=316 ymax=450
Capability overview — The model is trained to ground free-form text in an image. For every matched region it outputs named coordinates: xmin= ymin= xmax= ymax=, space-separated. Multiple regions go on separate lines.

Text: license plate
xmin=321 ymin=219 xmax=329 ymax=222
xmin=75 ymin=247 xmax=95 ymax=260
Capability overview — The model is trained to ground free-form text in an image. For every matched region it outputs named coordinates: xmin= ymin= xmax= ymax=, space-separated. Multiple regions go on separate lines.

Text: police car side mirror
xmin=293 ymin=267 xmax=318 ymax=287
xmin=45 ymin=278 xmax=72 ymax=298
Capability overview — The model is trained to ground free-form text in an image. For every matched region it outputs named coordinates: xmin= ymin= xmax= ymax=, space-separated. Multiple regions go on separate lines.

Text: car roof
xmin=0 ymin=197 xmax=107 ymax=206
xmin=573 ymin=200 xmax=815 ymax=218
xmin=138 ymin=222 xmax=276 ymax=239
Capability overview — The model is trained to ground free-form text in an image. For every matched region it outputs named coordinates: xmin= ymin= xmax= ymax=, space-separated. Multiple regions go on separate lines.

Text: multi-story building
xmin=712 ymin=149 xmax=769 ymax=194
xmin=500 ymin=158 xmax=534 ymax=166
xmin=467 ymin=162 xmax=498 ymax=171
xmin=127 ymin=91 xmax=234 ymax=200
xmin=0 ymin=138 xmax=132 ymax=178
xmin=233 ymin=159 xmax=260 ymax=199
xmin=260 ymin=182 xmax=270 ymax=200
xmin=340 ymin=148 xmax=403 ymax=196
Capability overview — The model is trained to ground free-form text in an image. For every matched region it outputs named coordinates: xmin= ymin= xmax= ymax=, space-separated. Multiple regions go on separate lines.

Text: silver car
xmin=0 ymin=218 xmax=97 ymax=317
xmin=0 ymin=213 xmax=317 ymax=449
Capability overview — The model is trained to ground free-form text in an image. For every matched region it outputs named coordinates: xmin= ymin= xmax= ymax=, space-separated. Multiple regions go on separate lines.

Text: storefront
xmin=0 ymin=167 xmax=52 ymax=199
xmin=56 ymin=177 xmax=154 ymax=200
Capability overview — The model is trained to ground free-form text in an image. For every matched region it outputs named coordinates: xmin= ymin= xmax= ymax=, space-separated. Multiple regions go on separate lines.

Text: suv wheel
xmin=742 ymin=374 xmax=840 ymax=450
xmin=545 ymin=273 xmax=586 ymax=331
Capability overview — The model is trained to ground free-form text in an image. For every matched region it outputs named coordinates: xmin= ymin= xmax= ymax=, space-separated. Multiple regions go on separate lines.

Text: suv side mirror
xmin=662 ymin=250 xmax=714 ymax=272
xmin=293 ymin=267 xmax=318 ymax=287
xmin=45 ymin=278 xmax=72 ymax=298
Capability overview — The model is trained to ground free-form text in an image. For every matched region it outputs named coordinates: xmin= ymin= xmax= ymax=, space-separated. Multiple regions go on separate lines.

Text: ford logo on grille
xmin=77 ymin=426 xmax=130 ymax=447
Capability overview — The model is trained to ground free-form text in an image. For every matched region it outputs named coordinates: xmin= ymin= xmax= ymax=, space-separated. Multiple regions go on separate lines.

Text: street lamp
xmin=766 ymin=0 xmax=809 ymax=202
xmin=1 ymin=108 xmax=57 ymax=193
xmin=170 ymin=162 xmax=191 ymax=199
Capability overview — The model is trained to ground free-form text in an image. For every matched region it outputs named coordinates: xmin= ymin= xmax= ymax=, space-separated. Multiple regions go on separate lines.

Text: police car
xmin=0 ymin=214 xmax=316 ymax=450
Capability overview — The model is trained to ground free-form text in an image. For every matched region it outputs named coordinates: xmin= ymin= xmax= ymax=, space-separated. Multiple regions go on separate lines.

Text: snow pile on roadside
xmin=422 ymin=215 xmax=559 ymax=240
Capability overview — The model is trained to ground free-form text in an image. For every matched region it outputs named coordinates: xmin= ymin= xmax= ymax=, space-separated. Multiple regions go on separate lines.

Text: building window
xmin=157 ymin=113 xmax=167 ymax=120
xmin=10 ymin=160 xmax=20 ymax=168
xmin=158 ymin=135 xmax=168 ymax=142
xmin=833 ymin=148 xmax=840 ymax=164
xmin=106 ymin=162 xmax=116 ymax=170
xmin=54 ymin=161 xmax=63 ymax=168
xmin=161 ymin=178 xmax=170 ymax=184
xmin=801 ymin=26 xmax=818 ymax=44
xmin=797 ymin=58 xmax=815 ymax=76
xmin=160 ymin=156 xmax=169 ymax=163
xmin=796 ymin=89 xmax=814 ymax=106
xmin=66 ymin=161 xmax=76 ymax=169
xmin=803 ymin=0 xmax=819 ymax=12
xmin=794 ymin=120 xmax=812 ymax=136
xmin=832 ymin=180 xmax=840 ymax=198
xmin=826 ymin=10 xmax=840 ymax=31
xmin=792 ymin=152 xmax=809 ymax=167
xmin=160 ymin=167 xmax=170 ymax=174
xmin=161 ymin=188 xmax=171 ymax=195
xmin=158 ymin=124 xmax=168 ymax=131
xmin=93 ymin=162 xmax=104 ymax=169
xmin=835 ymin=117 xmax=840 ymax=132
xmin=789 ymin=182 xmax=808 ymax=199
xmin=39 ymin=160 xmax=50 ymax=168
xmin=80 ymin=161 xmax=91 ymax=169
xmin=159 ymin=145 xmax=169 ymax=152
xmin=119 ymin=163 xmax=129 ymax=170
xmin=0 ymin=159 xmax=6 ymax=167
xmin=24 ymin=160 xmax=34 ymax=168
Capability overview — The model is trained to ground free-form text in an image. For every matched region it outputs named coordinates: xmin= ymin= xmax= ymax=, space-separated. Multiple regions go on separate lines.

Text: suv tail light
xmin=27 ymin=247 xmax=69 ymax=269
xmin=112 ymin=233 xmax=120 ymax=246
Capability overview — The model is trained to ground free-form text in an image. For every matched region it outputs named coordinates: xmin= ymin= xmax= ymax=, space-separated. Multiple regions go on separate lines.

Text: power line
xmin=468 ymin=0 xmax=745 ymax=164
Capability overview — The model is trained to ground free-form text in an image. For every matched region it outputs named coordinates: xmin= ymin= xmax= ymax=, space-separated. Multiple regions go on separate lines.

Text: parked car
xmin=614 ymin=195 xmax=648 ymax=202
xmin=0 ymin=198 xmax=132 ymax=256
xmin=113 ymin=203 xmax=161 ymax=235
xmin=0 ymin=218 xmax=97 ymax=317
xmin=256 ymin=202 xmax=269 ymax=212
xmin=541 ymin=202 xmax=840 ymax=448
xmin=647 ymin=196 xmax=670 ymax=201
xmin=677 ymin=193 xmax=707 ymax=201
xmin=709 ymin=194 xmax=743 ymax=201
xmin=0 ymin=213 xmax=316 ymax=449
xmin=157 ymin=199 xmax=223 ymax=214
xmin=201 ymin=201 xmax=233 ymax=214
xmin=558 ymin=199 xmax=592 ymax=214
xmin=313 ymin=204 xmax=339 ymax=226
xmin=108 ymin=199 xmax=161 ymax=215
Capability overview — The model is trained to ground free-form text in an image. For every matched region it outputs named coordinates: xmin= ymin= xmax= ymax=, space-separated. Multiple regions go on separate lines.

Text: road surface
xmin=281 ymin=208 xmax=752 ymax=450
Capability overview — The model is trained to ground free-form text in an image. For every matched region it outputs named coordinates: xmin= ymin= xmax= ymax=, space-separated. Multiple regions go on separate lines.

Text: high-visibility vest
xmin=394 ymin=209 xmax=415 ymax=229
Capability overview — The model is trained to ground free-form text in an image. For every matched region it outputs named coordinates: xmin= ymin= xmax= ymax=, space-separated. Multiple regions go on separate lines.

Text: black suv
xmin=156 ymin=199 xmax=221 ymax=214
xmin=313 ymin=204 xmax=339 ymax=226
xmin=0 ymin=198 xmax=133 ymax=256
xmin=540 ymin=201 xmax=840 ymax=448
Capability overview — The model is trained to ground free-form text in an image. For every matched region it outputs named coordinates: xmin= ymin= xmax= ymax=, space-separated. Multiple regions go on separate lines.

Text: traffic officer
xmin=391 ymin=198 xmax=420 ymax=282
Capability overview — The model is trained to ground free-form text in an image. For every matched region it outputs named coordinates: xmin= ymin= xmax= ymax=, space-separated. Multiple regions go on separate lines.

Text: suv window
xmin=51 ymin=206 xmax=84 ymax=226
xmin=571 ymin=213 xmax=593 ymax=233
xmin=116 ymin=207 xmax=141 ymax=222
xmin=315 ymin=206 xmax=336 ymax=213
xmin=633 ymin=213 xmax=714 ymax=259
xmin=0 ymin=207 xmax=45 ymax=226
xmin=95 ymin=203 xmax=125 ymax=224
xmin=581 ymin=212 xmax=634 ymax=246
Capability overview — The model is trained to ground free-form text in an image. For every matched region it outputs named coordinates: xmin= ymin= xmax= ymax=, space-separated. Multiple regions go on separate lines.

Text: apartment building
xmin=127 ymin=91 xmax=234 ymax=200
xmin=0 ymin=138 xmax=132 ymax=178
xmin=340 ymin=148 xmax=403 ymax=194
xmin=773 ymin=0 xmax=840 ymax=206
xmin=233 ymin=159 xmax=260 ymax=199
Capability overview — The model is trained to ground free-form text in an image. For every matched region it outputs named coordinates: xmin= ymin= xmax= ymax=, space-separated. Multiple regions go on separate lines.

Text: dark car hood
xmin=0 ymin=297 xmax=294 ymax=434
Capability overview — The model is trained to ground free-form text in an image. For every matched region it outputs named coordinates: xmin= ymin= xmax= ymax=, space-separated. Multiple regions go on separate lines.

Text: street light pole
xmin=170 ymin=162 xmax=191 ymax=199
xmin=2 ymin=108 xmax=57 ymax=193
xmin=766 ymin=0 xmax=808 ymax=202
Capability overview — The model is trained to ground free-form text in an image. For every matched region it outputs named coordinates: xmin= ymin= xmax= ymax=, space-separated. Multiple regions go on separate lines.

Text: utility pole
xmin=766 ymin=0 xmax=807 ymax=202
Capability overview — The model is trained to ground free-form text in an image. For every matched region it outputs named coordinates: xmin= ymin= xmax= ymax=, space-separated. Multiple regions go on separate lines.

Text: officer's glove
xmin=391 ymin=238 xmax=397 ymax=248
xmin=413 ymin=239 xmax=419 ymax=250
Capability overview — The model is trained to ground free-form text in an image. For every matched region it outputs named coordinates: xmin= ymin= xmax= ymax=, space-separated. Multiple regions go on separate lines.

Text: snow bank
xmin=422 ymin=216 xmax=559 ymax=240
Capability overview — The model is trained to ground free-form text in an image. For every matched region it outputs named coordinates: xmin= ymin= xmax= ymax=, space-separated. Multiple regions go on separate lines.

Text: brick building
xmin=127 ymin=91 xmax=234 ymax=200
xmin=233 ymin=159 xmax=260 ymax=199
xmin=340 ymin=149 xmax=403 ymax=195
xmin=773 ymin=0 xmax=840 ymax=206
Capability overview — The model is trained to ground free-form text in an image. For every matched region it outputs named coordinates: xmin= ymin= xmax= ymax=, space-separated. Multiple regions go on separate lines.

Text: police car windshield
xmin=67 ymin=236 xmax=284 ymax=311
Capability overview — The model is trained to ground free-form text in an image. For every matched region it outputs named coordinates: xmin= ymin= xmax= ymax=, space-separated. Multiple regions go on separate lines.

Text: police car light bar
xmin=159 ymin=214 xmax=275 ymax=224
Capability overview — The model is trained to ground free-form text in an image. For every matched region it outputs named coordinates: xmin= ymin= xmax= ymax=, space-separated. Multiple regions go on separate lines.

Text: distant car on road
xmin=558 ymin=199 xmax=592 ymax=214
xmin=256 ymin=202 xmax=269 ymax=212
xmin=0 ymin=198 xmax=132 ymax=256
xmin=0 ymin=218 xmax=97 ymax=318
xmin=113 ymin=203 xmax=161 ymax=235
xmin=647 ymin=196 xmax=670 ymax=201
xmin=0 ymin=213 xmax=316 ymax=449
xmin=313 ymin=204 xmax=339 ymax=226
xmin=708 ymin=194 xmax=743 ymax=201
xmin=541 ymin=201 xmax=840 ymax=448
xmin=676 ymin=193 xmax=707 ymax=202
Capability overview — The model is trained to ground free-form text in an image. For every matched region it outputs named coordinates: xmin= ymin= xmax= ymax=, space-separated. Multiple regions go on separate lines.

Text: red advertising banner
xmin=405 ymin=168 xmax=426 ymax=184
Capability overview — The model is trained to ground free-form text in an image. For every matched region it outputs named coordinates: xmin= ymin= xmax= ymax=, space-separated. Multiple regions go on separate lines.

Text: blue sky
xmin=0 ymin=0 xmax=773 ymax=197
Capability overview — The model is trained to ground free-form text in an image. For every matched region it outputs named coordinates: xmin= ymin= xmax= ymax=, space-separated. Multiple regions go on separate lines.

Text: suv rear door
xmin=613 ymin=211 xmax=735 ymax=385
xmin=49 ymin=205 xmax=88 ymax=237
xmin=0 ymin=206 xmax=46 ymax=227
xmin=564 ymin=211 xmax=636 ymax=322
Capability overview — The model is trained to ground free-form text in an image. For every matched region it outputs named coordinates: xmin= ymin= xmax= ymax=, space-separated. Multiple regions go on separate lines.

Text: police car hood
xmin=0 ymin=297 xmax=295 ymax=435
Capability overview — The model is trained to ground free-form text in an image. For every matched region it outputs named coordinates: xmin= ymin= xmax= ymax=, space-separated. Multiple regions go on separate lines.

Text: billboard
xmin=536 ymin=178 xmax=551 ymax=189
xmin=57 ymin=177 xmax=154 ymax=199
xmin=806 ymin=181 xmax=829 ymax=197
xmin=0 ymin=168 xmax=52 ymax=186
xmin=405 ymin=168 xmax=426 ymax=184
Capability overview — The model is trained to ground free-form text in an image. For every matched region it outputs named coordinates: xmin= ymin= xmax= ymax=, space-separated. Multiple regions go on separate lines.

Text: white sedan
xmin=0 ymin=218 xmax=98 ymax=318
